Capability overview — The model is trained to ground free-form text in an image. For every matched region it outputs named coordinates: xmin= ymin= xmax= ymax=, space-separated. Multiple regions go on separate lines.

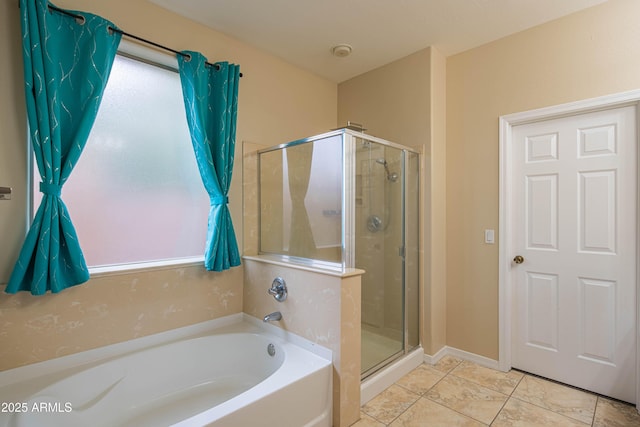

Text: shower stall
xmin=258 ymin=128 xmax=420 ymax=378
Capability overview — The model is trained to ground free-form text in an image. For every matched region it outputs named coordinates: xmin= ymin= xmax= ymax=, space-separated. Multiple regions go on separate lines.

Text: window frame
xmin=29 ymin=40 xmax=205 ymax=278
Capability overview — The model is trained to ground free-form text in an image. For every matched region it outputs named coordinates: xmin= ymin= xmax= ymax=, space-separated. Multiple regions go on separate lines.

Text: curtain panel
xmin=177 ymin=51 xmax=241 ymax=271
xmin=6 ymin=0 xmax=121 ymax=294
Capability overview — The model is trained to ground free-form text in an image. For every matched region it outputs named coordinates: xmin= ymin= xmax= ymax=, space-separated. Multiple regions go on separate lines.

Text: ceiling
xmin=150 ymin=0 xmax=608 ymax=83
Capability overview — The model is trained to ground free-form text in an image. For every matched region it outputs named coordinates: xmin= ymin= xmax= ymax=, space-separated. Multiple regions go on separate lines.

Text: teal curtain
xmin=177 ymin=51 xmax=241 ymax=271
xmin=6 ymin=0 xmax=121 ymax=295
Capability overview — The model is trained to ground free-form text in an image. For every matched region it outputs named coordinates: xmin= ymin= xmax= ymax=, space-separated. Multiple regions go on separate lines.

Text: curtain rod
xmin=47 ymin=4 xmax=243 ymax=77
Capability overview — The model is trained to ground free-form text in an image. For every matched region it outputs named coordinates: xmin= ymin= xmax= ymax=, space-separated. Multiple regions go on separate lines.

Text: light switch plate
xmin=484 ymin=229 xmax=495 ymax=244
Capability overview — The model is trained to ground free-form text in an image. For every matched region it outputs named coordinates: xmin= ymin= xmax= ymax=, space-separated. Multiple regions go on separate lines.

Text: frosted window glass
xmin=35 ymin=54 xmax=209 ymax=268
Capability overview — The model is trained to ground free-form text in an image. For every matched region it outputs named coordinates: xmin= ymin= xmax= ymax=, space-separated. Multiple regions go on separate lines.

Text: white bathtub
xmin=0 ymin=314 xmax=332 ymax=427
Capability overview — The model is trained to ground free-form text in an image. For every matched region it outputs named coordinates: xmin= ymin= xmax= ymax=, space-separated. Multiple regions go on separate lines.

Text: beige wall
xmin=446 ymin=0 xmax=640 ymax=359
xmin=427 ymin=48 xmax=447 ymax=355
xmin=338 ymin=49 xmax=430 ymax=147
xmin=0 ymin=0 xmax=337 ymax=370
xmin=0 ymin=0 xmax=28 ymax=285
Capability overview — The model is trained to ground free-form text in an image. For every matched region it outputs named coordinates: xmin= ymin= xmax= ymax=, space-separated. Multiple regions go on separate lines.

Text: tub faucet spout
xmin=263 ymin=311 xmax=282 ymax=322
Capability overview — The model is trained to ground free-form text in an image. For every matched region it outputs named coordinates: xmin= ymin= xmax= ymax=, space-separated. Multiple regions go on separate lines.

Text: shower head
xmin=375 ymin=158 xmax=398 ymax=182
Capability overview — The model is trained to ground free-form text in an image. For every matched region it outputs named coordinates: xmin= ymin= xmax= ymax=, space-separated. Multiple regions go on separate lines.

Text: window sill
xmin=89 ymin=257 xmax=204 ymax=279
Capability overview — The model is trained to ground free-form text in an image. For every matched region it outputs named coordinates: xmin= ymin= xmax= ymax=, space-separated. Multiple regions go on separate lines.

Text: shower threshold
xmin=360 ymin=347 xmax=423 ymax=405
xmin=362 ymin=349 xmax=405 ymax=380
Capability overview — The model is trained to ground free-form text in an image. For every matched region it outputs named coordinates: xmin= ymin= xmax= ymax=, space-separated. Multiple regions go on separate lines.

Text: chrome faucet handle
xmin=268 ymin=277 xmax=287 ymax=302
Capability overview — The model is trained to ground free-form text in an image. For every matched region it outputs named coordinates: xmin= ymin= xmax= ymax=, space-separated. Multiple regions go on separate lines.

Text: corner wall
xmin=338 ymin=47 xmax=447 ymax=356
xmin=427 ymin=48 xmax=447 ymax=355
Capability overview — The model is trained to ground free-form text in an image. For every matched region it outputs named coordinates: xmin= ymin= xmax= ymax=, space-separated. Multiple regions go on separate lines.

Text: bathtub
xmin=0 ymin=314 xmax=332 ymax=427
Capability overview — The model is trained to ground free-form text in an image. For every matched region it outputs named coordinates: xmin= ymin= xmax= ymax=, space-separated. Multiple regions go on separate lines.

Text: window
xmin=33 ymin=44 xmax=209 ymax=271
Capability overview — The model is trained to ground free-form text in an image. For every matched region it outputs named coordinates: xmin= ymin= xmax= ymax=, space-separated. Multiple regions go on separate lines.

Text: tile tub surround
xmin=355 ymin=356 xmax=640 ymax=426
xmin=243 ymin=255 xmax=363 ymax=427
xmin=0 ymin=265 xmax=243 ymax=372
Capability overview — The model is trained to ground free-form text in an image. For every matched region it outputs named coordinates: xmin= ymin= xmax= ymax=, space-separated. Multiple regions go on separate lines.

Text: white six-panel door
xmin=511 ymin=105 xmax=637 ymax=403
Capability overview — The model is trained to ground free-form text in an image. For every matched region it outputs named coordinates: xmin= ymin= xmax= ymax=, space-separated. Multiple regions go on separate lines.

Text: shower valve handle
xmin=268 ymin=277 xmax=288 ymax=302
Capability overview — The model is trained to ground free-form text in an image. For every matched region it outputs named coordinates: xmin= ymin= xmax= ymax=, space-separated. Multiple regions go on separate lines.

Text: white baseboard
xmin=423 ymin=345 xmax=448 ymax=365
xmin=423 ymin=346 xmax=502 ymax=372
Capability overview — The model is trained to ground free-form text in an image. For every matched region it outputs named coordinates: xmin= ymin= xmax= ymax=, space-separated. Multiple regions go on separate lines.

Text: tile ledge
xmin=242 ymin=255 xmax=365 ymax=278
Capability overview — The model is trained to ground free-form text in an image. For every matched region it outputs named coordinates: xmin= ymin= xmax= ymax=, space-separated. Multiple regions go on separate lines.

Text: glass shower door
xmin=256 ymin=129 xmax=420 ymax=379
xmin=356 ymin=140 xmax=405 ymax=376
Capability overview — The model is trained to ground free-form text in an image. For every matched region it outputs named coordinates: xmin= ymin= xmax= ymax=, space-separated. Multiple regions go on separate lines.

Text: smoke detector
xmin=331 ymin=44 xmax=352 ymax=58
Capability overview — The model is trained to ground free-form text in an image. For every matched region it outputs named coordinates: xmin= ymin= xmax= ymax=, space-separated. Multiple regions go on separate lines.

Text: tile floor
xmin=354 ymin=356 xmax=640 ymax=426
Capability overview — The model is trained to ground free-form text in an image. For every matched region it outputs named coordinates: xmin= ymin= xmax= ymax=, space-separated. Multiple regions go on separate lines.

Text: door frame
xmin=498 ymin=89 xmax=640 ymax=406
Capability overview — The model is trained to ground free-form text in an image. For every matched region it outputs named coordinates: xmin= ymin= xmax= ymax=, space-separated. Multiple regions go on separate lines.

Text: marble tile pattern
xmin=243 ymin=257 xmax=363 ymax=427
xmin=354 ymin=358 xmax=640 ymax=426
xmin=425 ymin=375 xmax=509 ymax=424
xmin=512 ymin=375 xmax=597 ymax=424
xmin=241 ymin=141 xmax=268 ymax=256
xmin=0 ymin=265 xmax=243 ymax=371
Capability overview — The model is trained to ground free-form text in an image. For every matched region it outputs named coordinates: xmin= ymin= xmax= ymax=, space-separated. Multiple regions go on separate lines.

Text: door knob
xmin=513 ymin=255 xmax=525 ymax=264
